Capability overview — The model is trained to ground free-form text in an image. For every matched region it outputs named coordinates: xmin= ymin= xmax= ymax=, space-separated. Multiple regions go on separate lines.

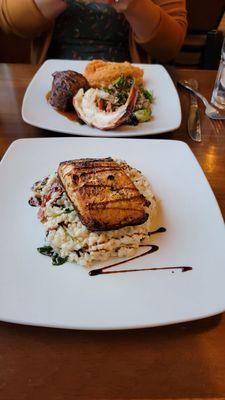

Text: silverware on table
xmin=178 ymin=80 xmax=225 ymax=120
xmin=186 ymin=78 xmax=202 ymax=142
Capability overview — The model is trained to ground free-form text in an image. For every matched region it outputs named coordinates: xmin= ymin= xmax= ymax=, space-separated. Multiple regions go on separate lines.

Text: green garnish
xmin=142 ymin=89 xmax=154 ymax=102
xmin=64 ymin=208 xmax=74 ymax=214
xmin=127 ymin=113 xmax=139 ymax=126
xmin=134 ymin=108 xmax=151 ymax=122
xmin=115 ymin=75 xmax=126 ymax=88
xmin=49 ymin=208 xmax=73 ymax=218
xmin=116 ymin=91 xmax=127 ymax=102
xmin=61 ymin=226 xmax=74 ymax=240
xmin=37 ymin=246 xmax=54 ymax=257
xmin=114 ymin=75 xmax=134 ymax=89
xmin=52 ymin=253 xmax=68 ymax=266
xmin=37 ymin=246 xmax=68 ymax=266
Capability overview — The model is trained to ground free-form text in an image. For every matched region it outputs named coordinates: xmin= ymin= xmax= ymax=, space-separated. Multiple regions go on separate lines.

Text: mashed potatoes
xmin=84 ymin=59 xmax=144 ymax=88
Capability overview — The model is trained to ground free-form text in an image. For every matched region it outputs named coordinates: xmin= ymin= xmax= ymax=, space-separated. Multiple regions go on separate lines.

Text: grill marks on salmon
xmin=57 ymin=158 xmax=150 ymax=231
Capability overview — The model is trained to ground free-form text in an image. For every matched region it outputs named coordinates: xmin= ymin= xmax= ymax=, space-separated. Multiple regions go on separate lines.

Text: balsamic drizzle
xmin=90 ymin=265 xmax=192 ymax=276
xmin=150 ymin=227 xmax=167 ymax=235
xmin=89 ymin=226 xmax=192 ymax=277
xmin=89 ymin=245 xmax=159 ymax=276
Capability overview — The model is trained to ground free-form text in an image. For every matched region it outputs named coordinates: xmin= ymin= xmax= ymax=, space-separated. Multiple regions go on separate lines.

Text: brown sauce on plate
xmin=46 ymin=91 xmax=81 ymax=123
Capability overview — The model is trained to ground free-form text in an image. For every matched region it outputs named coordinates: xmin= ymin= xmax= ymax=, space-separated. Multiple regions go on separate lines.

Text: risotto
xmin=29 ymin=160 xmax=157 ymax=267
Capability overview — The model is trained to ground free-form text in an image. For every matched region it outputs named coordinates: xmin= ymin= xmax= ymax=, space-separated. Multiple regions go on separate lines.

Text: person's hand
xmin=34 ymin=0 xmax=67 ymax=19
xmin=108 ymin=0 xmax=135 ymax=12
xmin=81 ymin=0 xmax=135 ymax=12
xmin=109 ymin=0 xmax=135 ymax=12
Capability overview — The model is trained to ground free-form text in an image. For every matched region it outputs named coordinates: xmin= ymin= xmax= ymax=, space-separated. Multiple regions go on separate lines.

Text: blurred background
xmin=0 ymin=0 xmax=224 ymax=69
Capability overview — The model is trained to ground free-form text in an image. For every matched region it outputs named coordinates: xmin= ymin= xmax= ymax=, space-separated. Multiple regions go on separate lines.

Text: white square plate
xmin=0 ymin=138 xmax=225 ymax=330
xmin=22 ymin=59 xmax=181 ymax=137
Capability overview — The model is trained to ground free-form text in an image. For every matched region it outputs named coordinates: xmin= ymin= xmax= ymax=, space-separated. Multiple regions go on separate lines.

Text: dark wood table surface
xmin=0 ymin=64 xmax=225 ymax=400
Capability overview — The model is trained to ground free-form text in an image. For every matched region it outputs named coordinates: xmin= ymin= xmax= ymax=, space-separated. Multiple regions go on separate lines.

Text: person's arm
xmin=0 ymin=0 xmax=66 ymax=37
xmin=95 ymin=0 xmax=187 ymax=62
xmin=124 ymin=0 xmax=187 ymax=62
xmin=34 ymin=0 xmax=67 ymax=19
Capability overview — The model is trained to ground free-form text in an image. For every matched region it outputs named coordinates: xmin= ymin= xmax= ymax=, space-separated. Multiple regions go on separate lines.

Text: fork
xmin=178 ymin=80 xmax=225 ymax=120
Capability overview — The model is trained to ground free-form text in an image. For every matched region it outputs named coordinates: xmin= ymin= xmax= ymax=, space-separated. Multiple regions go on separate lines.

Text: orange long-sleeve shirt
xmin=0 ymin=0 xmax=187 ymax=64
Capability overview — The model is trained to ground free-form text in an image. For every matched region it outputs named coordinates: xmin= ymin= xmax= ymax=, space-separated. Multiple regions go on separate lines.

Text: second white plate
xmin=22 ymin=59 xmax=181 ymax=137
xmin=0 ymin=138 xmax=225 ymax=330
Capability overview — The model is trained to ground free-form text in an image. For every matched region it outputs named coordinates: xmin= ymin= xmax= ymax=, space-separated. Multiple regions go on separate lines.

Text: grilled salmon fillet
xmin=57 ymin=158 xmax=149 ymax=231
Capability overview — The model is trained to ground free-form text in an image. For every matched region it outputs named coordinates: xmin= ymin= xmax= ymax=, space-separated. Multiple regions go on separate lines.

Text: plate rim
xmin=1 ymin=306 xmax=225 ymax=331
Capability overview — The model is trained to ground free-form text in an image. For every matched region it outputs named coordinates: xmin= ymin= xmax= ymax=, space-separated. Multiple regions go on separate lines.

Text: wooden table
xmin=0 ymin=64 xmax=225 ymax=400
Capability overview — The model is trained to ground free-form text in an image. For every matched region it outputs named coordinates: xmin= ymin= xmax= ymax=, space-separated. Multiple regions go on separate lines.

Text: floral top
xmin=48 ymin=1 xmax=131 ymax=62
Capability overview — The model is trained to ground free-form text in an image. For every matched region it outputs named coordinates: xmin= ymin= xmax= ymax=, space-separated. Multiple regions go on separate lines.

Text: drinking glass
xmin=211 ymin=37 xmax=225 ymax=110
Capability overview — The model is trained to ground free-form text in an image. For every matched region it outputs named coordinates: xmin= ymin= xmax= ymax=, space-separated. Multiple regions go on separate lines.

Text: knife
xmin=187 ymin=78 xmax=202 ymax=142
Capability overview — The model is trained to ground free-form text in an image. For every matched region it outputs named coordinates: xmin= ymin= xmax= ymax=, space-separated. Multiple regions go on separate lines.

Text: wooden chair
xmin=175 ymin=0 xmax=225 ymax=69
xmin=0 ymin=30 xmax=30 ymax=63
